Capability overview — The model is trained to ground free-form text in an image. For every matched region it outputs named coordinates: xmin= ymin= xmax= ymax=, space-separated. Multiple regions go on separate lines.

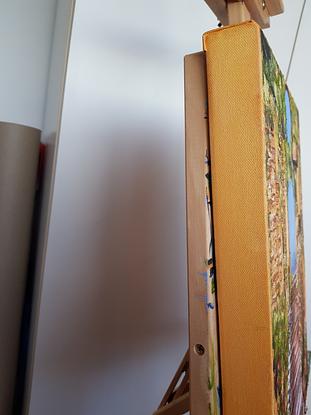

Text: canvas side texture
xmin=203 ymin=21 xmax=275 ymax=415
xmin=203 ymin=20 xmax=308 ymax=415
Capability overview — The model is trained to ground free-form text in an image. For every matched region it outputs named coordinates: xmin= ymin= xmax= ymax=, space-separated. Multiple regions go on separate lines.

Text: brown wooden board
xmin=265 ymin=0 xmax=284 ymax=16
xmin=185 ymin=52 xmax=221 ymax=415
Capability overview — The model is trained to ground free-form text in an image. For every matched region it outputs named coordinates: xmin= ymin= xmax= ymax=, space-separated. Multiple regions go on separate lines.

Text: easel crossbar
xmin=153 ymin=351 xmax=190 ymax=415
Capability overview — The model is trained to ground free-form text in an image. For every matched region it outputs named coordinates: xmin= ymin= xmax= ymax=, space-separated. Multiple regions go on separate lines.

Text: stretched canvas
xmin=201 ymin=21 xmax=309 ymax=415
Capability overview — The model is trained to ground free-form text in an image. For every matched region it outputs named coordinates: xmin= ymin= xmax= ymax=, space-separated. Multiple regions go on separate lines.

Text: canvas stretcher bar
xmin=185 ymin=52 xmax=221 ymax=414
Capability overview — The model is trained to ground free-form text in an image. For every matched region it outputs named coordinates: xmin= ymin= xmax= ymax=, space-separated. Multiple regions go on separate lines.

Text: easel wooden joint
xmin=154 ymin=1 xmax=284 ymax=414
xmin=204 ymin=0 xmax=284 ymax=28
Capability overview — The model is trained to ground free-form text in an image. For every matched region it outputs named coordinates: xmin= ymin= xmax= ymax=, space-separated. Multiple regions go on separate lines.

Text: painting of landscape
xmin=262 ymin=33 xmax=309 ymax=415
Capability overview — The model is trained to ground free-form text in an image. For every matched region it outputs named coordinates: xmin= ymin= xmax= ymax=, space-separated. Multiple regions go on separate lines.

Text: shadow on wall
xmin=32 ymin=122 xmax=188 ymax=415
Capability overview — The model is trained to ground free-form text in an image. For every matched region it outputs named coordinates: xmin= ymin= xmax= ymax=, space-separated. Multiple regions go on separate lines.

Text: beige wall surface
xmin=25 ymin=0 xmax=311 ymax=414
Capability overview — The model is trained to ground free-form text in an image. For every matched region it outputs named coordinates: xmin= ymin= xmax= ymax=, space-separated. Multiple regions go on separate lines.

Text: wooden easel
xmin=204 ymin=0 xmax=283 ymax=27
xmin=153 ymin=1 xmax=284 ymax=414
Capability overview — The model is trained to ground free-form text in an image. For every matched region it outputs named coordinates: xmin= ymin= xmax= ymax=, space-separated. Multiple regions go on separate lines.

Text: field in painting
xmin=262 ymin=33 xmax=308 ymax=415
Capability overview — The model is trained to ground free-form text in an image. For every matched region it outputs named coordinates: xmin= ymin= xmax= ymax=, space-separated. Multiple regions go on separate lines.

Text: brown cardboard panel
xmin=0 ymin=122 xmax=40 ymax=414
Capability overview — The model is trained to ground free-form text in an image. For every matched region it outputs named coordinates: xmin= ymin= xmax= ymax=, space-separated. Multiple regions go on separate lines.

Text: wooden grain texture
xmin=158 ymin=351 xmax=189 ymax=409
xmin=244 ymin=0 xmax=270 ymax=28
xmin=265 ymin=0 xmax=284 ymax=16
xmin=185 ymin=52 xmax=221 ymax=415
xmin=202 ymin=0 xmax=284 ymax=28
xmin=153 ymin=393 xmax=189 ymax=415
xmin=227 ymin=2 xmax=251 ymax=25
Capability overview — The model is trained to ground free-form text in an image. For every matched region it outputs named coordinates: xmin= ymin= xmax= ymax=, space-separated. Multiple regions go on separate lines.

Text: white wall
xmin=24 ymin=0 xmax=75 ymax=413
xmin=0 ymin=0 xmax=58 ymax=129
xmin=27 ymin=1 xmax=311 ymax=414
xmin=28 ymin=1 xmax=215 ymax=413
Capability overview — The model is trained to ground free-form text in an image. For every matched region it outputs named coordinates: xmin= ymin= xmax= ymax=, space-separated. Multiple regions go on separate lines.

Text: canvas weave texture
xmin=203 ymin=21 xmax=309 ymax=415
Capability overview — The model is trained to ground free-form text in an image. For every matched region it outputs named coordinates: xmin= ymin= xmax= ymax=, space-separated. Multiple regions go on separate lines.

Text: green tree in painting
xmin=261 ymin=32 xmax=308 ymax=415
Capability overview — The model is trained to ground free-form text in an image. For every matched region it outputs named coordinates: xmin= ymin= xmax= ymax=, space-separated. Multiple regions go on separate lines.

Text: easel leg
xmin=153 ymin=351 xmax=189 ymax=415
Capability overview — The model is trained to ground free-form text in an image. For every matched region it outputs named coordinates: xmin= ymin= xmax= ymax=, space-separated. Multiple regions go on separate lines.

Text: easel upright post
xmin=227 ymin=1 xmax=251 ymax=25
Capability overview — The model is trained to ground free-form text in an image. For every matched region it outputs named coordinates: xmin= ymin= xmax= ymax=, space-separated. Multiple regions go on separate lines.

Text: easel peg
xmin=227 ymin=1 xmax=251 ymax=25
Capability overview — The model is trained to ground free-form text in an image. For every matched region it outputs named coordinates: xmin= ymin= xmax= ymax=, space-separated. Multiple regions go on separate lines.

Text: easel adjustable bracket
xmin=203 ymin=0 xmax=284 ymax=28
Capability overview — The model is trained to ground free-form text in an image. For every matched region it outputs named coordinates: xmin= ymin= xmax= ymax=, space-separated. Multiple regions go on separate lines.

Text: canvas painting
xmin=262 ymin=33 xmax=309 ymax=414
xmin=198 ymin=21 xmax=310 ymax=414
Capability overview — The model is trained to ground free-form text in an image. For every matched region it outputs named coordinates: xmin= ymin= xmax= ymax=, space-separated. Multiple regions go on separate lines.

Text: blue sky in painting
xmin=285 ymin=89 xmax=297 ymax=275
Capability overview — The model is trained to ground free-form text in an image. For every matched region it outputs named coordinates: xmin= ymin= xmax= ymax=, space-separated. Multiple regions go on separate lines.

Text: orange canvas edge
xmin=203 ymin=21 xmax=276 ymax=414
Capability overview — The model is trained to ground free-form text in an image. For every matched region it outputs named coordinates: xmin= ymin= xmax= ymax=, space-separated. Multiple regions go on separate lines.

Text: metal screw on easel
xmin=194 ymin=344 xmax=205 ymax=356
